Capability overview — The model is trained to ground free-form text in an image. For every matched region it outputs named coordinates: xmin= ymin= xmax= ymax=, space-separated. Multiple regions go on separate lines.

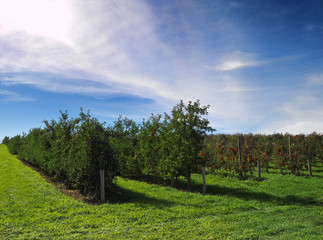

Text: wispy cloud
xmin=307 ymin=73 xmax=323 ymax=86
xmin=0 ymin=0 xmax=176 ymax=101
xmin=259 ymin=75 xmax=323 ymax=134
xmin=0 ymin=89 xmax=34 ymax=102
xmin=206 ymin=51 xmax=265 ymax=71
xmin=261 ymin=101 xmax=323 ymax=135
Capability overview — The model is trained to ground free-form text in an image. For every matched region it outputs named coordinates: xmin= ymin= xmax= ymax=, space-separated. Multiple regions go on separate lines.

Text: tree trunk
xmin=288 ymin=135 xmax=295 ymax=175
xmin=308 ymin=159 xmax=313 ymax=177
xmin=238 ymin=135 xmax=243 ymax=179
xmin=175 ymin=176 xmax=179 ymax=188
xmin=100 ymin=169 xmax=105 ymax=203
xmin=296 ymin=168 xmax=300 ymax=176
xmin=257 ymin=158 xmax=261 ymax=181
xmin=202 ymin=167 xmax=206 ymax=194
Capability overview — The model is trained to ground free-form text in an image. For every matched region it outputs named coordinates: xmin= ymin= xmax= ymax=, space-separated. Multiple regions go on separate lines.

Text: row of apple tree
xmin=2 ymin=109 xmax=117 ymax=198
xmin=203 ymin=133 xmax=322 ymax=178
xmin=108 ymin=100 xmax=214 ymax=190
xmin=2 ymin=100 xmax=214 ymax=197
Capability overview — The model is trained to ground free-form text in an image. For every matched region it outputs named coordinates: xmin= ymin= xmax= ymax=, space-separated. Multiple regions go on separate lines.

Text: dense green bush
xmin=18 ymin=127 xmax=51 ymax=168
xmin=6 ymin=135 xmax=22 ymax=155
xmin=44 ymin=109 xmax=117 ymax=196
xmin=1 ymin=136 xmax=10 ymax=145
xmin=4 ymin=109 xmax=117 ymax=199
xmin=108 ymin=116 xmax=141 ymax=178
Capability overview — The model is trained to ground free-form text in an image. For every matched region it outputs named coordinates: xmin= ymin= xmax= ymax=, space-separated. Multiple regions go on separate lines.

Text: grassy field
xmin=0 ymin=144 xmax=322 ymax=239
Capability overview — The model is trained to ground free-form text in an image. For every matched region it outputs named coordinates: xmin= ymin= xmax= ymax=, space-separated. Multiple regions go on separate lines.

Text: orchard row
xmin=203 ymin=133 xmax=322 ymax=178
xmin=2 ymin=100 xmax=213 ymax=197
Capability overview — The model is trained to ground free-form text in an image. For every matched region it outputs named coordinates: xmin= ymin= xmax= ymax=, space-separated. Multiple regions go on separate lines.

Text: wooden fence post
xmin=238 ymin=135 xmax=243 ymax=179
xmin=288 ymin=135 xmax=295 ymax=175
xmin=171 ymin=173 xmax=175 ymax=187
xmin=308 ymin=159 xmax=313 ymax=177
xmin=257 ymin=158 xmax=261 ymax=181
xmin=202 ymin=167 xmax=206 ymax=194
xmin=100 ymin=169 xmax=105 ymax=203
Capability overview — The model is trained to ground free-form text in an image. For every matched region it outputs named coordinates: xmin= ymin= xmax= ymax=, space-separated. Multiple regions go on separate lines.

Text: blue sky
xmin=1 ymin=0 xmax=323 ymax=141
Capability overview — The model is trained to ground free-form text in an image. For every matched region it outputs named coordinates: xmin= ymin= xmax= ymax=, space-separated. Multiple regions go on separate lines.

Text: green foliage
xmin=64 ymin=109 xmax=117 ymax=193
xmin=6 ymin=134 xmax=23 ymax=155
xmin=1 ymin=136 xmax=10 ymax=145
xmin=138 ymin=114 xmax=166 ymax=181
xmin=4 ymin=100 xmax=216 ymax=195
xmin=18 ymin=127 xmax=51 ymax=168
xmin=109 ymin=116 xmax=141 ymax=178
xmin=109 ymin=100 xmax=215 ymax=189
xmin=163 ymin=100 xmax=215 ymax=189
xmin=4 ymin=108 xmax=117 ymax=199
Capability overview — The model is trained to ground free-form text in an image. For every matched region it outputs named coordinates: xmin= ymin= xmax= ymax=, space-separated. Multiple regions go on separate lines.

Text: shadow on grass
xmin=185 ymin=180 xmax=323 ymax=207
xmin=107 ymin=185 xmax=176 ymax=209
xmin=107 ymin=177 xmax=322 ymax=209
xmin=204 ymin=185 xmax=322 ymax=206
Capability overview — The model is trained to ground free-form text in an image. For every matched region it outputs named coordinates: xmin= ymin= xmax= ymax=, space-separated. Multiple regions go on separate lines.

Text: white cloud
xmin=207 ymin=51 xmax=265 ymax=71
xmin=307 ymin=73 xmax=323 ymax=86
xmin=273 ymin=121 xmax=323 ymax=135
xmin=0 ymin=0 xmax=178 ymax=102
xmin=259 ymin=89 xmax=323 ymax=134
xmin=0 ymin=89 xmax=34 ymax=101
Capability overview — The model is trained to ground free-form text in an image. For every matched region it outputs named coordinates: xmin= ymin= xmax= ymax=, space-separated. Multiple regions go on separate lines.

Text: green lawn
xmin=0 ymin=144 xmax=322 ymax=239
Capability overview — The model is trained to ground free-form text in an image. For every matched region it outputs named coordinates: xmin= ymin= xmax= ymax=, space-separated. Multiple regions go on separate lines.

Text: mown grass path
xmin=0 ymin=144 xmax=322 ymax=239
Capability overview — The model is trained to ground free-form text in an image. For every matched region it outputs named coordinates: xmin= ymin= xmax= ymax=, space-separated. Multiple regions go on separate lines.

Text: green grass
xmin=0 ymin=144 xmax=322 ymax=239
